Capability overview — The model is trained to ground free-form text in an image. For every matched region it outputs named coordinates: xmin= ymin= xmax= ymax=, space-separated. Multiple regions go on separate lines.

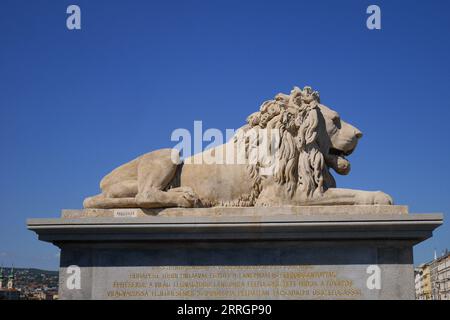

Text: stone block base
xmin=27 ymin=206 xmax=442 ymax=300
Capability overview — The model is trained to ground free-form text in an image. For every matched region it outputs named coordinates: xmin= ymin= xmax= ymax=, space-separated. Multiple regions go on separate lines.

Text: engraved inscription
xmin=99 ymin=266 xmax=364 ymax=299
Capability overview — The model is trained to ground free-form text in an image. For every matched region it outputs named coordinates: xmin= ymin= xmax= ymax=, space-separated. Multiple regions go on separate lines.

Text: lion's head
xmin=244 ymin=86 xmax=363 ymax=199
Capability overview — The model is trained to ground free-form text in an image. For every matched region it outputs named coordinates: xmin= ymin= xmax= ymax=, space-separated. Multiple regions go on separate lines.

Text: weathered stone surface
xmin=83 ymin=86 xmax=393 ymax=210
xmin=27 ymin=210 xmax=443 ymax=300
xmin=26 ymin=85 xmax=445 ymax=300
xmin=58 ymin=245 xmax=415 ymax=300
xmin=61 ymin=205 xmax=408 ymax=219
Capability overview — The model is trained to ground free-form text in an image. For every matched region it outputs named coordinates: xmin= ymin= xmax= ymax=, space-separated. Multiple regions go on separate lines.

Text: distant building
xmin=430 ymin=250 xmax=450 ymax=300
xmin=0 ymin=267 xmax=20 ymax=300
xmin=7 ymin=267 xmax=15 ymax=289
xmin=415 ymin=250 xmax=450 ymax=300
xmin=415 ymin=264 xmax=432 ymax=299
xmin=415 ymin=269 xmax=421 ymax=298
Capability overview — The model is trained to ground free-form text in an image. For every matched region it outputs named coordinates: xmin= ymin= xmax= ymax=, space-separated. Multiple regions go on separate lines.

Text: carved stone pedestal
xmin=27 ymin=206 xmax=442 ymax=300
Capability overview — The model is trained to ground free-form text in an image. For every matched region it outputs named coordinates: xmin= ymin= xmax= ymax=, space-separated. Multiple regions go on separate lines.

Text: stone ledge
xmin=27 ymin=208 xmax=443 ymax=300
xmin=61 ymin=205 xmax=409 ymax=219
xmin=27 ymin=212 xmax=443 ymax=244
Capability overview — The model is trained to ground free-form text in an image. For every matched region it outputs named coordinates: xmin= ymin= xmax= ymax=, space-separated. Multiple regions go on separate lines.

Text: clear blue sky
xmin=0 ymin=0 xmax=449 ymax=270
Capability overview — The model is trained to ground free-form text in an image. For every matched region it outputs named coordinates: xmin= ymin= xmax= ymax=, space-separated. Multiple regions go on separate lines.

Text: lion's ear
xmin=313 ymin=91 xmax=320 ymax=102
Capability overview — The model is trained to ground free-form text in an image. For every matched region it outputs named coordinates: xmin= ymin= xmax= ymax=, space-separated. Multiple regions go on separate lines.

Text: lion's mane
xmin=242 ymin=86 xmax=335 ymax=204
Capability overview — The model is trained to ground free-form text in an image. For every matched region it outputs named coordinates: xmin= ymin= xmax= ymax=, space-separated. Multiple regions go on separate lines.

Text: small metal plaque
xmin=113 ymin=209 xmax=139 ymax=218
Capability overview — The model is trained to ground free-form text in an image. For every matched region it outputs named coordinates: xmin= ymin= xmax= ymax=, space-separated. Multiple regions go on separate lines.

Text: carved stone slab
xmin=61 ymin=205 xmax=409 ymax=219
xmin=27 ymin=209 xmax=442 ymax=300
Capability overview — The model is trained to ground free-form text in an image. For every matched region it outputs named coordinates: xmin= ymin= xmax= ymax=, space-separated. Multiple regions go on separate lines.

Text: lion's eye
xmin=333 ymin=116 xmax=341 ymax=129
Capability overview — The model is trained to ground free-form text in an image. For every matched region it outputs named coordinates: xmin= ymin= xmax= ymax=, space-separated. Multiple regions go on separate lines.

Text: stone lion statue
xmin=84 ymin=86 xmax=393 ymax=209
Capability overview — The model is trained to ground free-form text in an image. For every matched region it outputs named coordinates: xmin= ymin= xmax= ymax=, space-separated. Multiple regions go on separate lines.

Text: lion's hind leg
xmin=85 ymin=149 xmax=199 ymax=209
xmin=135 ymin=149 xmax=199 ymax=208
xmin=83 ymin=193 xmax=138 ymax=209
xmin=103 ymin=180 xmax=138 ymax=198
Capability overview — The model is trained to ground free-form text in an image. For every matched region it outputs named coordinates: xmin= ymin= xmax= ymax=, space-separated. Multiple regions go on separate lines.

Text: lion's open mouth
xmin=329 ymin=147 xmax=354 ymax=158
xmin=326 ymin=147 xmax=354 ymax=175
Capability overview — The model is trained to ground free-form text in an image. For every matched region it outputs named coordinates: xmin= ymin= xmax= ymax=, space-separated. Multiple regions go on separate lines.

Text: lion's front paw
xmin=356 ymin=191 xmax=393 ymax=205
xmin=168 ymin=187 xmax=200 ymax=208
